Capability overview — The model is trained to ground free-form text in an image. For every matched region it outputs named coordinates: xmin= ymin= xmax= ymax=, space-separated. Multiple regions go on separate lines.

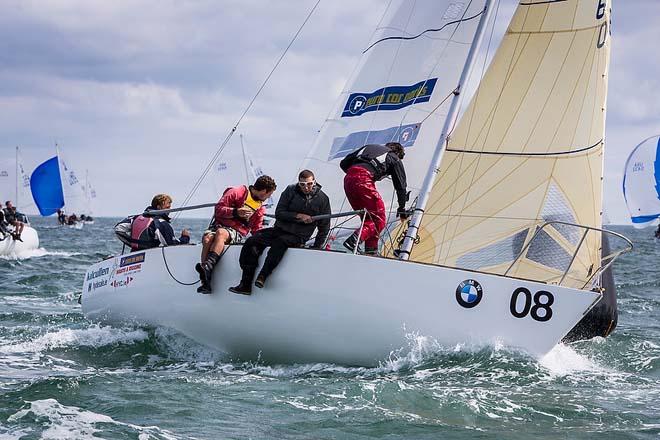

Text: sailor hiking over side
xmin=196 ymin=175 xmax=276 ymax=294
xmin=229 ymin=169 xmax=331 ymax=295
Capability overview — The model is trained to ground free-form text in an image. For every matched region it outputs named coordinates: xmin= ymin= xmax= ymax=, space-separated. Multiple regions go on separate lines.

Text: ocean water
xmin=0 ymin=217 xmax=658 ymax=439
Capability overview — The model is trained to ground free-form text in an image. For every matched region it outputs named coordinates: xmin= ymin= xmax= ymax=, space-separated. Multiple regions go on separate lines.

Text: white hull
xmin=81 ymin=245 xmax=600 ymax=365
xmin=0 ymin=226 xmax=39 ymax=257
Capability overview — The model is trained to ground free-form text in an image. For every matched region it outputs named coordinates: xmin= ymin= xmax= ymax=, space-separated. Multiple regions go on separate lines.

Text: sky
xmin=0 ymin=0 xmax=658 ymax=224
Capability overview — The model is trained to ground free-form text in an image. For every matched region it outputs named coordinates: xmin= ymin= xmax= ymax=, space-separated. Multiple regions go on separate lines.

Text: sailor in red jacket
xmin=196 ymin=175 xmax=277 ymax=293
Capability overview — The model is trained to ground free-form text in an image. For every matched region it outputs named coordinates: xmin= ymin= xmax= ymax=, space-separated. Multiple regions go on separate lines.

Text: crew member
xmin=130 ymin=194 xmax=190 ymax=251
xmin=229 ymin=170 xmax=331 ymax=295
xmin=339 ymin=142 xmax=408 ymax=255
xmin=196 ymin=175 xmax=277 ymax=294
xmin=3 ymin=201 xmax=24 ymax=241
xmin=57 ymin=209 xmax=66 ymax=225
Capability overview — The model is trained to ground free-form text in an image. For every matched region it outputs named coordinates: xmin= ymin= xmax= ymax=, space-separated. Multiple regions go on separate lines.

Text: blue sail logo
xmin=341 ymin=79 xmax=438 ymax=117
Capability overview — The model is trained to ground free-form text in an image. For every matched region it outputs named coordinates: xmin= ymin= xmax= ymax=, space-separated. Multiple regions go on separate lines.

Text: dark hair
xmin=386 ymin=142 xmax=405 ymax=159
xmin=254 ymin=175 xmax=277 ymax=192
xmin=298 ymin=169 xmax=314 ymax=180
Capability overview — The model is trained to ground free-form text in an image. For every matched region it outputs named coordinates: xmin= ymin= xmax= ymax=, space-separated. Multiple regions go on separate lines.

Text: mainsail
xmin=0 ymin=147 xmax=34 ymax=213
xmin=623 ymin=135 xmax=660 ymax=228
xmin=56 ymin=146 xmax=88 ymax=216
xmin=409 ymin=0 xmax=611 ymax=288
xmin=303 ymin=0 xmax=489 ymax=222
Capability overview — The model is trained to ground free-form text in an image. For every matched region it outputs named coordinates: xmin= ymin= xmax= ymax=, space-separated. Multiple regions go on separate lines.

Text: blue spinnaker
xmin=30 ymin=156 xmax=64 ymax=216
xmin=623 ymin=135 xmax=660 ymax=228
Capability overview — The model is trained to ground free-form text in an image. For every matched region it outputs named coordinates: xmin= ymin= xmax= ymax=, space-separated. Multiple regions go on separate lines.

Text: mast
xmin=15 ymin=146 xmax=19 ymax=208
xmin=240 ymin=134 xmax=250 ymax=183
xmin=398 ymin=0 xmax=495 ymax=260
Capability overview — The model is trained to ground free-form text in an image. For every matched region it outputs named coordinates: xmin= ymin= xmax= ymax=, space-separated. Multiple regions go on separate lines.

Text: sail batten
xmin=410 ymin=0 xmax=611 ymax=288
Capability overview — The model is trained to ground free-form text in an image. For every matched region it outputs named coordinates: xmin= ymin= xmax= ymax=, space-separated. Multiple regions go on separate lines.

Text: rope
xmin=175 ymin=0 xmax=322 ymax=220
xmin=160 ymin=244 xmax=232 ymax=286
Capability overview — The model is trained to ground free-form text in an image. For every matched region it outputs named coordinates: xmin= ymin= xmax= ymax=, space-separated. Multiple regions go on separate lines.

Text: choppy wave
xmin=0 ymin=248 xmax=83 ymax=260
xmin=6 ymin=399 xmax=179 ymax=440
xmin=0 ymin=325 xmax=149 ymax=355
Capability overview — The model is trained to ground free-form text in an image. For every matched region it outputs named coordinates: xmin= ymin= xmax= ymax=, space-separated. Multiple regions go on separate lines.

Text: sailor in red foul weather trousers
xmin=340 ymin=142 xmax=408 ymax=255
xmin=343 ymin=166 xmax=386 ymax=250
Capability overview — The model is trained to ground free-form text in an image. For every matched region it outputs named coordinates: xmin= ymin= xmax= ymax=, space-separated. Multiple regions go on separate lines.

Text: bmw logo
xmin=455 ymin=279 xmax=483 ymax=308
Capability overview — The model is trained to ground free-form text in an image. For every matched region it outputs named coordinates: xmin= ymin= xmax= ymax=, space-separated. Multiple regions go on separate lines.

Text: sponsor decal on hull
xmin=456 ymin=279 xmax=483 ymax=308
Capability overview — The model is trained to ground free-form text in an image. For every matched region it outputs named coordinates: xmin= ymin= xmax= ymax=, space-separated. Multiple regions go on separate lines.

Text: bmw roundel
xmin=455 ymin=279 xmax=483 ymax=308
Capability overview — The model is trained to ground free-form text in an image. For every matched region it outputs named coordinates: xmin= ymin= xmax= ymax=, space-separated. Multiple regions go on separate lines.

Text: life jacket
xmin=340 ymin=144 xmax=389 ymax=181
xmin=130 ymin=215 xmax=154 ymax=251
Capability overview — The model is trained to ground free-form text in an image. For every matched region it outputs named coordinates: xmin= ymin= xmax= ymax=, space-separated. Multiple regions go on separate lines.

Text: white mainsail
xmin=408 ymin=0 xmax=612 ymax=288
xmin=83 ymin=170 xmax=97 ymax=217
xmin=56 ymin=145 xmax=88 ymax=216
xmin=0 ymin=147 xmax=35 ymax=214
xmin=303 ymin=0 xmax=489 ymax=220
xmin=623 ymin=135 xmax=660 ymax=228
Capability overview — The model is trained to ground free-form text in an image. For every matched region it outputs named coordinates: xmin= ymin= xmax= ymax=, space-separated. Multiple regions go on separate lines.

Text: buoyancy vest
xmin=130 ymin=215 xmax=154 ymax=251
xmin=340 ymin=144 xmax=389 ymax=181
xmin=244 ymin=190 xmax=263 ymax=212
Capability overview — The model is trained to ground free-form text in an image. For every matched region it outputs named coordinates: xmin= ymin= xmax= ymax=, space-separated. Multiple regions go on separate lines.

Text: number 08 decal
xmin=509 ymin=288 xmax=554 ymax=322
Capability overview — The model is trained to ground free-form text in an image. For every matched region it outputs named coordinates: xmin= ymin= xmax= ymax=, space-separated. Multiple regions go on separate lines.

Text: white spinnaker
xmin=56 ymin=146 xmax=88 ymax=216
xmin=0 ymin=147 xmax=35 ymax=214
xmin=413 ymin=0 xmax=611 ymax=288
xmin=623 ymin=135 xmax=660 ymax=228
xmin=302 ymin=0 xmax=488 ymax=220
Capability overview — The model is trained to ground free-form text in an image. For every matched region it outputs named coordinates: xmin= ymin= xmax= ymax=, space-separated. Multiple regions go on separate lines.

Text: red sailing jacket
xmin=212 ymin=185 xmax=265 ymax=237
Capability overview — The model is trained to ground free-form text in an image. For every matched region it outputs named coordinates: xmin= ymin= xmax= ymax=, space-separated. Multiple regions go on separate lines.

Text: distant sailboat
xmin=82 ymin=0 xmax=631 ymax=365
xmin=623 ymin=135 xmax=660 ymax=229
xmin=31 ymin=145 xmax=89 ymax=227
xmin=0 ymin=146 xmax=39 ymax=256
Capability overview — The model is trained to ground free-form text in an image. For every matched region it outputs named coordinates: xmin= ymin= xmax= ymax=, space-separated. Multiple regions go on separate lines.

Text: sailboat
xmin=81 ymin=0 xmax=631 ymax=366
xmin=623 ymin=135 xmax=660 ymax=229
xmin=31 ymin=145 xmax=89 ymax=228
xmin=0 ymin=146 xmax=39 ymax=256
xmin=82 ymin=170 xmax=97 ymax=224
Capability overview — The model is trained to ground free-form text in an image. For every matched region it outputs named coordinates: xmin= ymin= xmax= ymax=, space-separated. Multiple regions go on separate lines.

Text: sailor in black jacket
xmin=229 ymin=169 xmax=331 ymax=295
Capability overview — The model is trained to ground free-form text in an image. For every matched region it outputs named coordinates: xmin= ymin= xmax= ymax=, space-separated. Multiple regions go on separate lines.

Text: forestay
xmin=623 ymin=135 xmax=660 ymax=228
xmin=302 ymin=0 xmax=489 ymax=222
xmin=411 ymin=0 xmax=611 ymax=288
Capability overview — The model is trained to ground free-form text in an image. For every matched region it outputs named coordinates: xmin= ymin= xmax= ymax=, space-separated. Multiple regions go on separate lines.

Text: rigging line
xmin=161 ymin=246 xmax=199 ymax=286
xmin=175 ymin=0 xmax=322 ymax=220
xmin=362 ymin=9 xmax=485 ymax=53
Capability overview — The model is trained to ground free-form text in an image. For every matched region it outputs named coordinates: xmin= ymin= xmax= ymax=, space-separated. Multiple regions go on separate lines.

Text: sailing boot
xmin=229 ymin=267 xmax=256 ymax=295
xmin=196 ymin=251 xmax=220 ymax=294
xmin=254 ymin=271 xmax=268 ymax=289
xmin=364 ymin=246 xmax=379 ymax=256
xmin=342 ymin=232 xmax=359 ymax=253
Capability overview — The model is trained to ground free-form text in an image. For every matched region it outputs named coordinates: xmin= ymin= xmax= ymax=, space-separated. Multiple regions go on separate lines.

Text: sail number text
xmin=597 ymin=0 xmax=610 ymax=49
xmin=510 ymin=288 xmax=554 ymax=322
